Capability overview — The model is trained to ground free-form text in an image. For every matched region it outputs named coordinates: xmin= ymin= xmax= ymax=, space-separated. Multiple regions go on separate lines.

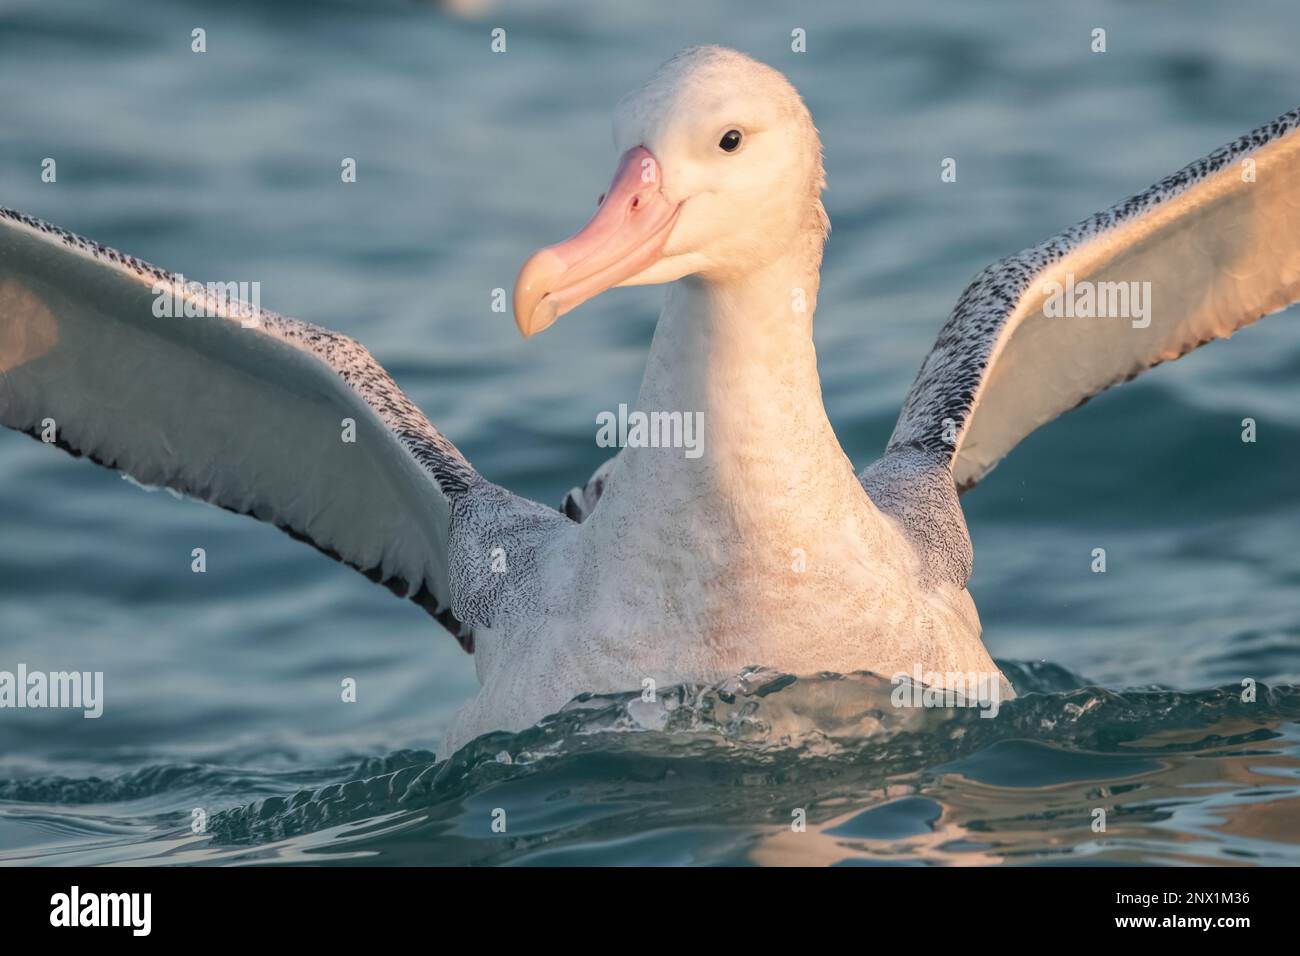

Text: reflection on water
xmin=3 ymin=667 xmax=1296 ymax=866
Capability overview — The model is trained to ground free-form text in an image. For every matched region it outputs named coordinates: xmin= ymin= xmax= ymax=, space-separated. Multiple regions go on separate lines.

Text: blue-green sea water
xmin=1 ymin=0 xmax=1298 ymax=865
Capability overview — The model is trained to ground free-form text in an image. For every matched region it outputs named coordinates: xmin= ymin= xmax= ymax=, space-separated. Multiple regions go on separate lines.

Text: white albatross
xmin=2 ymin=46 xmax=1300 ymax=756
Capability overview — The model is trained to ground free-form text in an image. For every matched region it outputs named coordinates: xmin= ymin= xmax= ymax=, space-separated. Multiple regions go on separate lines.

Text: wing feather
xmin=888 ymin=107 xmax=1300 ymax=491
xmin=0 ymin=207 xmax=491 ymax=647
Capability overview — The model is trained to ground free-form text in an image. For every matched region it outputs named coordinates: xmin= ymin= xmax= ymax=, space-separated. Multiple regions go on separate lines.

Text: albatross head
xmin=514 ymin=45 xmax=828 ymax=337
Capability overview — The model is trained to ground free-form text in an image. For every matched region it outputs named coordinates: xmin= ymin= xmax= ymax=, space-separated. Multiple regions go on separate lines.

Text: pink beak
xmin=513 ymin=146 xmax=680 ymax=337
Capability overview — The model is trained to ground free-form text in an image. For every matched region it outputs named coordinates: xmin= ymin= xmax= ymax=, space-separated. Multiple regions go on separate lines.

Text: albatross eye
xmin=718 ymin=129 xmax=743 ymax=153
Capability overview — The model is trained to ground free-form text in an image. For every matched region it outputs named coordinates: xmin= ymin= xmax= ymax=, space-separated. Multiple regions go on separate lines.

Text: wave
xmin=198 ymin=664 xmax=1300 ymax=861
xmin=4 ymin=663 xmax=1295 ymax=865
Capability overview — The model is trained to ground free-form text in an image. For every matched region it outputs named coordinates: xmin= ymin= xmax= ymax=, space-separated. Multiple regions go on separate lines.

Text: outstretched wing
xmin=0 ymin=207 xmax=522 ymax=650
xmin=888 ymin=107 xmax=1300 ymax=491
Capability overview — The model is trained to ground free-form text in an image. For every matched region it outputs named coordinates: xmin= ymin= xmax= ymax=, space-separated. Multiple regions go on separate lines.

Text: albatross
xmin=2 ymin=46 xmax=1299 ymax=755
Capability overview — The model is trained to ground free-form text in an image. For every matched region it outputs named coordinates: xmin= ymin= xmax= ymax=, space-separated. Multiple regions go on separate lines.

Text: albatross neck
xmin=609 ymin=248 xmax=862 ymax=520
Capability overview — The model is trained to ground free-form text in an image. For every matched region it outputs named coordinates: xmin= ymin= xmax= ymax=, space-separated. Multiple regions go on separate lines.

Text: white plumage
xmin=2 ymin=46 xmax=1298 ymax=757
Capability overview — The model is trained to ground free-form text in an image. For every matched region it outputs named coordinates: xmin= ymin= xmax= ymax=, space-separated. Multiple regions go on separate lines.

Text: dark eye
xmin=718 ymin=129 xmax=742 ymax=152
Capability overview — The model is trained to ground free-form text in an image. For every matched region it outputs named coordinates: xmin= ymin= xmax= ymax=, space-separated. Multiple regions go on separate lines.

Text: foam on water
xmin=2 ymin=665 xmax=1296 ymax=866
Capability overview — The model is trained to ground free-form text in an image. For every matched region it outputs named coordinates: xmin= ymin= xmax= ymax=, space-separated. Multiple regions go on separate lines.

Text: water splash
xmin=186 ymin=665 xmax=1300 ymax=864
xmin=3 ymin=664 xmax=1296 ymax=865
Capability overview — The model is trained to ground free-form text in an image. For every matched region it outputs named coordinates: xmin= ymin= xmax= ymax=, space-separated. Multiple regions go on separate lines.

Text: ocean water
xmin=1 ymin=0 xmax=1298 ymax=866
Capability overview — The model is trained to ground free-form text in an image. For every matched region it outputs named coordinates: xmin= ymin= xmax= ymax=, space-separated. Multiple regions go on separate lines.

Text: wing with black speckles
xmin=0 ymin=207 xmax=522 ymax=651
xmin=887 ymin=106 xmax=1300 ymax=492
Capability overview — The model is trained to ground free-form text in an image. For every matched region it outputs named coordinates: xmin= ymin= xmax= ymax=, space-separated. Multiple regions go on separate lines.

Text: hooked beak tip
xmin=514 ymin=296 xmax=560 ymax=338
xmin=513 ymin=249 xmax=565 ymax=338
